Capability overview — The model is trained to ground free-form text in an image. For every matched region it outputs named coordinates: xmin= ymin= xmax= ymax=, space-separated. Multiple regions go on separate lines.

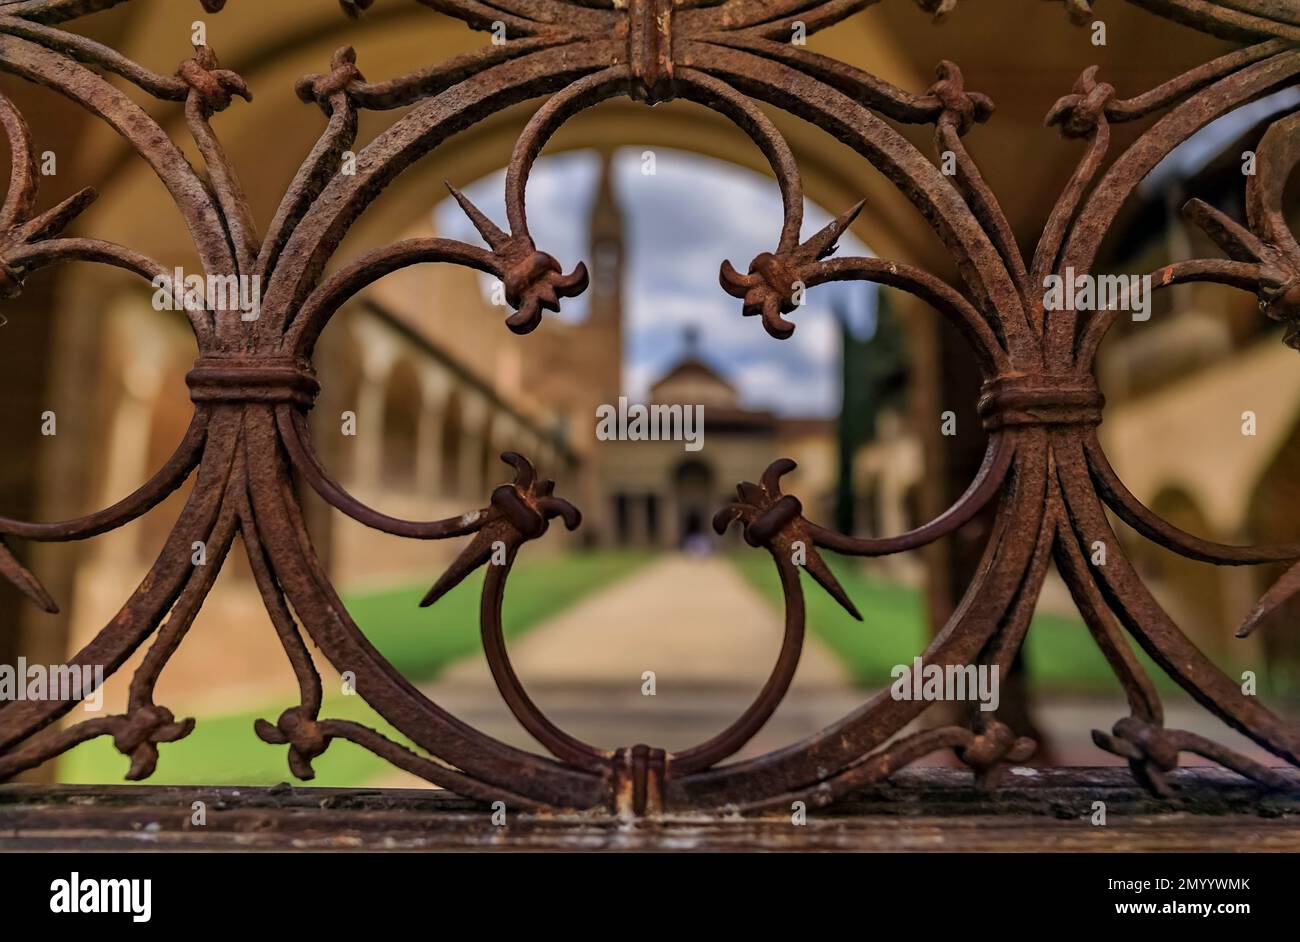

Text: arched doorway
xmin=673 ymin=459 xmax=715 ymax=550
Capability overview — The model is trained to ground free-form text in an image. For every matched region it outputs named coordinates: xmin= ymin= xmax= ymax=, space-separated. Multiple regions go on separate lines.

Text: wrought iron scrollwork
xmin=0 ymin=0 xmax=1298 ymax=815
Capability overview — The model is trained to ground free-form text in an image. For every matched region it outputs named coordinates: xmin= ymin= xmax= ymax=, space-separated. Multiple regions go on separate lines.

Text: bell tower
xmin=586 ymin=149 xmax=625 ymax=402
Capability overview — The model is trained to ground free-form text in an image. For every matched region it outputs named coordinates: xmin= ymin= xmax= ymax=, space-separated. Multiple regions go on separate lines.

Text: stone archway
xmin=673 ymin=458 xmax=715 ymax=549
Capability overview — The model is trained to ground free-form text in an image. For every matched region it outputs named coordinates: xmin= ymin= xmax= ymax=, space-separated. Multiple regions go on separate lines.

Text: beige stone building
xmin=600 ymin=349 xmax=835 ymax=549
xmin=847 ymin=129 xmax=1300 ymax=673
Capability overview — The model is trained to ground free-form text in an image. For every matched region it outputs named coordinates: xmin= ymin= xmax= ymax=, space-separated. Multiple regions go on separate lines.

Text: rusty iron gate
xmin=1 ymin=0 xmax=1299 ymax=817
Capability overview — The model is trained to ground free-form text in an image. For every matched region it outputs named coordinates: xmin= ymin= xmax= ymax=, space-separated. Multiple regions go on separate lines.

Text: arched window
xmin=673 ymin=458 xmax=715 ymax=547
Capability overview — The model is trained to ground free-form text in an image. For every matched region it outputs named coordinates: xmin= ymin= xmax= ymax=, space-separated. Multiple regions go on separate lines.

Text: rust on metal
xmin=0 ymin=0 xmax=1298 ymax=816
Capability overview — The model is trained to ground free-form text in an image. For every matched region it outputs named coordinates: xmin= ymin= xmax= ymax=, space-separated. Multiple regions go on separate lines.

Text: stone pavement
xmin=377 ymin=553 xmax=1291 ymax=786
xmin=420 ymin=553 xmax=853 ymax=759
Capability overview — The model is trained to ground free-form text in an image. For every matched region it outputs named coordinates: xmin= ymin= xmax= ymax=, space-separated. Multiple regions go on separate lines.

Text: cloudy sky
xmin=435 ymin=148 xmax=877 ymax=418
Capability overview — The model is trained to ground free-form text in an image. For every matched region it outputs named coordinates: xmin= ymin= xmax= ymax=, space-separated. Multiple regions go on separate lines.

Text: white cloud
xmin=789 ymin=309 xmax=841 ymax=363
xmin=434 ymin=146 xmax=879 ymax=417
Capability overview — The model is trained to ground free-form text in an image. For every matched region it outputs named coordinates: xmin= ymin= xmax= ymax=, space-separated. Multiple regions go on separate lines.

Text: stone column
xmin=97 ymin=305 xmax=167 ymax=562
xmin=458 ymin=392 xmax=488 ymax=501
xmin=354 ymin=326 xmax=397 ymax=497
xmin=417 ymin=368 xmax=452 ymax=500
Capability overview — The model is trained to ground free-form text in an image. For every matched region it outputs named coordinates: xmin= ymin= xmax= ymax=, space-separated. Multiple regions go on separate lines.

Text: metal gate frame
xmin=1 ymin=0 xmax=1299 ymax=815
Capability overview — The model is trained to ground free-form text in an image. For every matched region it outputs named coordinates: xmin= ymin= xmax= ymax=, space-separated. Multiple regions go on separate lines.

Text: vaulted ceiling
xmin=14 ymin=0 xmax=1246 ymax=279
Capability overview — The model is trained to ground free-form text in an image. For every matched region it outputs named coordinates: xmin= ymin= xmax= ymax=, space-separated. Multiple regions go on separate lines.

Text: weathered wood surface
xmin=3 ymin=768 xmax=1299 ymax=851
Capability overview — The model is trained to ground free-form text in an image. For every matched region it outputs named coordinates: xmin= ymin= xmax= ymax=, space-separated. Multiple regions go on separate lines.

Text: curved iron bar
xmin=1061 ymin=48 xmax=1300 ymax=368
xmin=254 ymin=38 xmax=624 ymax=340
xmin=0 ymin=405 xmax=241 ymax=758
xmin=0 ymin=31 xmax=238 ymax=310
xmin=277 ymin=406 xmax=492 ymax=540
xmin=684 ymin=38 xmax=1035 ymax=358
xmin=670 ymin=548 xmax=810 ymax=774
xmin=1055 ymin=434 xmax=1300 ymax=769
xmin=0 ymin=0 xmax=1297 ymax=816
xmin=768 ymin=254 xmax=1008 ymax=370
xmin=248 ymin=410 xmax=608 ymax=808
xmin=477 ymin=539 xmax=609 ymax=771
xmin=1085 ymin=418 xmax=1300 ymax=565
xmin=803 ymin=434 xmax=1013 ymax=557
xmin=671 ymin=430 xmax=1052 ymax=807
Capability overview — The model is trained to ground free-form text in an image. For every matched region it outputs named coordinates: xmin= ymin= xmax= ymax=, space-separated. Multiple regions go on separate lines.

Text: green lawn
xmin=730 ymin=552 xmax=1268 ymax=698
xmin=59 ymin=550 xmax=649 ymax=786
xmin=349 ymin=549 xmax=652 ymax=682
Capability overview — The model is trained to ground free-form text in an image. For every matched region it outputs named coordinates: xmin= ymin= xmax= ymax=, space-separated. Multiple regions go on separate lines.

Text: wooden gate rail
xmin=5 ymin=768 xmax=1300 ymax=851
xmin=0 ymin=0 xmax=1298 ymax=816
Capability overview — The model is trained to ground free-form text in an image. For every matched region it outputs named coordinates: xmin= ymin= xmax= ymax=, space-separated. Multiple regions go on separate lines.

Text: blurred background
xmin=1 ymin=0 xmax=1298 ymax=787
